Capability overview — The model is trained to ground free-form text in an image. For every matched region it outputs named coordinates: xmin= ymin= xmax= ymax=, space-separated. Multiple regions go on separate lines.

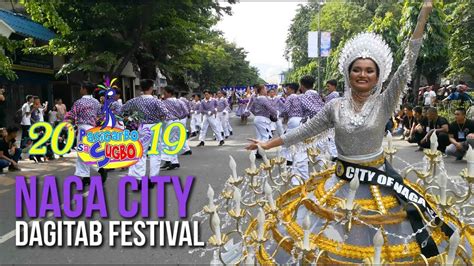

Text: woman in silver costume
xmin=247 ymin=4 xmax=429 ymax=167
xmin=243 ymin=0 xmax=472 ymax=264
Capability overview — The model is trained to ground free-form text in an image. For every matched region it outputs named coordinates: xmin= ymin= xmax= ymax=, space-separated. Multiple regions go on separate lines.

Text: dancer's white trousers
xmin=161 ymin=120 xmax=185 ymax=164
xmin=283 ymin=117 xmax=309 ymax=180
xmin=217 ymin=111 xmax=230 ymax=137
xmin=75 ymin=124 xmax=95 ymax=178
xmin=128 ymin=123 xmax=161 ymax=180
xmin=190 ymin=112 xmax=201 ymax=133
xmin=254 ymin=116 xmax=272 ymax=141
xmin=199 ymin=114 xmax=223 ymax=142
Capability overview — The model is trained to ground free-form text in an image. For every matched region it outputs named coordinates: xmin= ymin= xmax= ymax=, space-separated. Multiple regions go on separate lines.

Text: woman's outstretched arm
xmin=246 ymin=137 xmax=283 ymax=151
xmin=382 ymin=0 xmax=433 ymax=115
xmin=246 ymin=100 xmax=334 ymax=150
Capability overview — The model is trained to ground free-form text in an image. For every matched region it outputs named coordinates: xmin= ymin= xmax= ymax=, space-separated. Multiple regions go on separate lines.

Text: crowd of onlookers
xmin=392 ymin=81 xmax=473 ymax=160
xmin=415 ymin=81 xmax=472 ymax=106
xmin=0 ymin=93 xmax=69 ymax=173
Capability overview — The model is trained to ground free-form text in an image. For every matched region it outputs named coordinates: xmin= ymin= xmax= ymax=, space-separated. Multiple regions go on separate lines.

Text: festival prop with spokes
xmin=193 ymin=138 xmax=473 ymax=265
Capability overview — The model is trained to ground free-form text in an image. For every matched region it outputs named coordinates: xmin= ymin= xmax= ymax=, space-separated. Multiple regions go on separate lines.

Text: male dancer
xmin=224 ymin=91 xmax=233 ymax=136
xmin=280 ymin=83 xmax=307 ymax=177
xmin=190 ymin=94 xmax=202 ymax=137
xmin=160 ymin=87 xmax=188 ymax=170
xmin=121 ymin=79 xmax=170 ymax=186
xmin=216 ymin=91 xmax=230 ymax=139
xmin=197 ymin=90 xmax=224 ymax=146
xmin=179 ymin=93 xmax=192 ymax=155
xmin=268 ymin=88 xmax=285 ymax=136
xmin=65 ymin=82 xmax=107 ymax=185
xmin=324 ymin=79 xmax=340 ymax=103
xmin=299 ymin=75 xmax=325 ymax=121
xmin=322 ymin=80 xmax=339 ymax=158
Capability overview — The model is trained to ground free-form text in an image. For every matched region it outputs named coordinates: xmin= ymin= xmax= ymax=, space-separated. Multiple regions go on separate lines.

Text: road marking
xmin=0 ymin=191 xmax=89 ymax=245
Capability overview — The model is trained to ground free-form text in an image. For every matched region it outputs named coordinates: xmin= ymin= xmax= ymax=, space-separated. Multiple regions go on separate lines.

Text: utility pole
xmin=317 ymin=1 xmax=325 ymax=94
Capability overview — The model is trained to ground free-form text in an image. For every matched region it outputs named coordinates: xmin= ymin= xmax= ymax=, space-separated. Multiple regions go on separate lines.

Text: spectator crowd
xmin=393 ymin=81 xmax=473 ymax=160
xmin=0 ymin=88 xmax=69 ymax=173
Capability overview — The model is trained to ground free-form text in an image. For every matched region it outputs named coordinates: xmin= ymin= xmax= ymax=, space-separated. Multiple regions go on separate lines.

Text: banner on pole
xmin=307 ymin=31 xmax=319 ymax=58
xmin=320 ymin=32 xmax=331 ymax=57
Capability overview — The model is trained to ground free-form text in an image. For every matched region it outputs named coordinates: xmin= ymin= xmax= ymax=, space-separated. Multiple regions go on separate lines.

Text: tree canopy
xmin=445 ymin=0 xmax=474 ymax=79
xmin=1 ymin=0 xmax=261 ymax=91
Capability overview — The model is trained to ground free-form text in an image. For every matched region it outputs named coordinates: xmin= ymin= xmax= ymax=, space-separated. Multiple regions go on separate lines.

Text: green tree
xmin=180 ymin=35 xmax=261 ymax=91
xmin=284 ymin=1 xmax=320 ymax=70
xmin=368 ymin=2 xmax=403 ymax=67
xmin=286 ymin=61 xmax=318 ymax=83
xmin=0 ymin=37 xmax=18 ymax=80
xmin=285 ymin=0 xmax=372 ymax=87
xmin=312 ymin=1 xmax=372 ymax=87
xmin=21 ymin=0 xmax=234 ymax=81
xmin=12 ymin=0 xmax=262 ymax=92
xmin=398 ymin=0 xmax=449 ymax=86
xmin=445 ymin=0 xmax=474 ymax=80
xmin=0 ymin=36 xmax=33 ymax=80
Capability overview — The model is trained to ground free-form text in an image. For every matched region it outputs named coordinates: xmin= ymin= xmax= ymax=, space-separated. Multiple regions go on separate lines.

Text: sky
xmin=215 ymin=1 xmax=307 ymax=84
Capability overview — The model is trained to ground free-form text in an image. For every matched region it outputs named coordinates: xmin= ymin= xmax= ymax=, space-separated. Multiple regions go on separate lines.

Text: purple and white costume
xmin=199 ymin=98 xmax=223 ymax=142
xmin=65 ymin=95 xmax=102 ymax=178
xmin=248 ymin=95 xmax=277 ymax=141
xmin=121 ymin=95 xmax=169 ymax=179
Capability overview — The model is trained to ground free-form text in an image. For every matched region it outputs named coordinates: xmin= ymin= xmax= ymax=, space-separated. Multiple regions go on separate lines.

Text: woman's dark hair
xmin=455 ymin=107 xmax=466 ymax=115
xmin=348 ymin=58 xmax=380 ymax=78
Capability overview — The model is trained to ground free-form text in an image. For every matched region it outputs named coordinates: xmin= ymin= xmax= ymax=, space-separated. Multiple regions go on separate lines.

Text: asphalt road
xmin=0 ymin=114 xmax=466 ymax=264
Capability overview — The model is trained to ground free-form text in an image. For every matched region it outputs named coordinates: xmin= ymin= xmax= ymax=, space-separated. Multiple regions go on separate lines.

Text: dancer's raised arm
xmin=412 ymin=0 xmax=433 ymax=40
xmin=382 ymin=0 xmax=433 ymax=115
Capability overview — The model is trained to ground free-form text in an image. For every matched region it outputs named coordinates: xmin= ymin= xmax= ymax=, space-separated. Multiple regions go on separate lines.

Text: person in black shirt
xmin=446 ymin=108 xmax=474 ymax=160
xmin=408 ymin=106 xmax=426 ymax=144
xmin=418 ymin=107 xmax=450 ymax=152
xmin=0 ymin=126 xmax=22 ymax=172
xmin=400 ymin=104 xmax=415 ymax=140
